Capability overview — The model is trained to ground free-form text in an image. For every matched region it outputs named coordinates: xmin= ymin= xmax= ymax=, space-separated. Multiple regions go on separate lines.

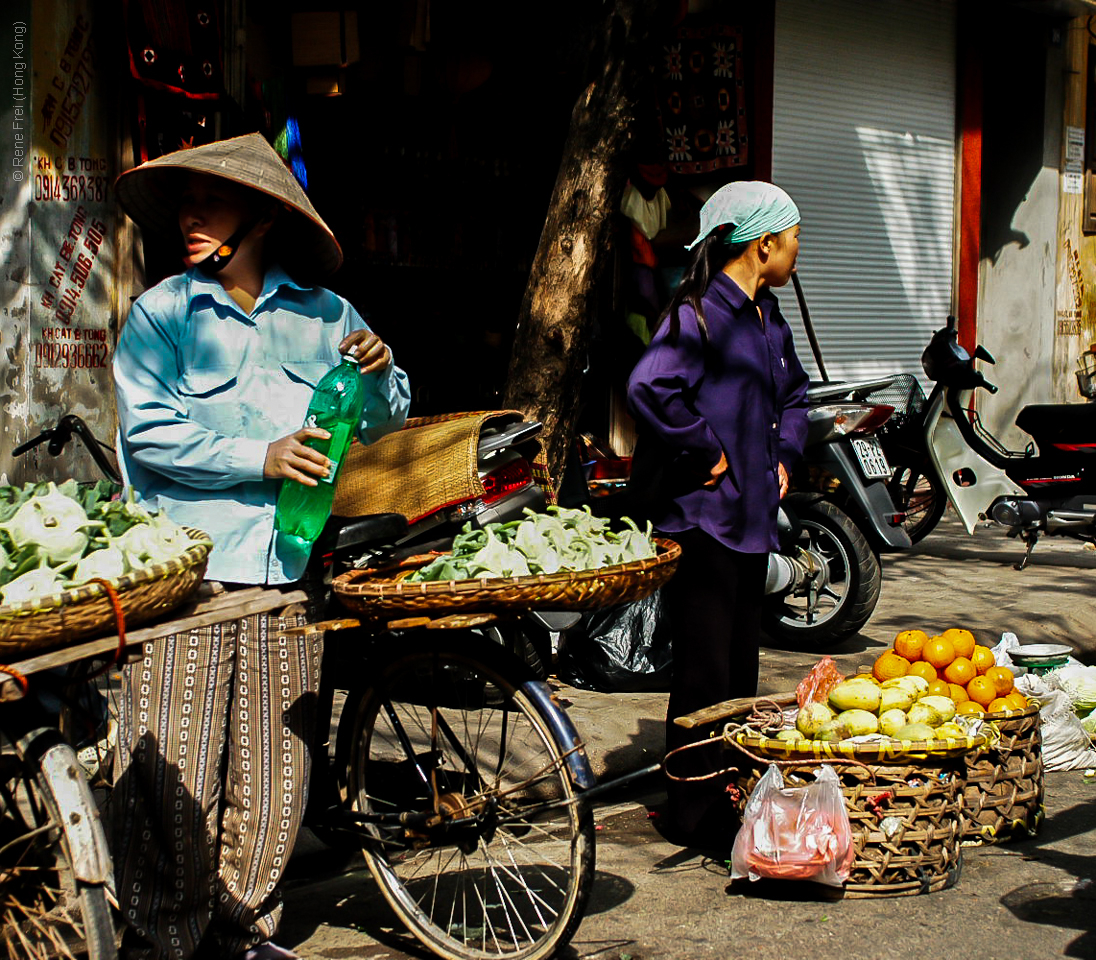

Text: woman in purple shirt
xmin=627 ymin=181 xmax=809 ymax=848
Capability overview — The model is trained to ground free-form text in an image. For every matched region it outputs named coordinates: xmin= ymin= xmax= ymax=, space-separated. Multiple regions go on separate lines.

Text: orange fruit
xmin=984 ymin=666 xmax=1015 ymax=697
xmin=873 ymin=651 xmax=911 ymax=682
xmin=923 ymin=636 xmax=956 ymax=670
xmin=907 ymin=661 xmax=938 ymax=683
xmin=987 ymin=697 xmax=1013 ymax=714
xmin=1005 ymin=691 xmax=1029 ymax=710
xmin=970 ymin=645 xmax=996 ymax=674
xmin=926 ymin=679 xmax=950 ymax=697
xmin=941 ymin=628 xmax=976 ymax=659
xmin=947 ymin=682 xmax=970 ymax=704
xmin=943 ymin=657 xmax=976 ymax=686
xmin=894 ymin=629 xmax=929 ymax=661
xmin=956 ymin=699 xmax=987 ymax=716
xmin=966 ymin=675 xmax=998 ymax=707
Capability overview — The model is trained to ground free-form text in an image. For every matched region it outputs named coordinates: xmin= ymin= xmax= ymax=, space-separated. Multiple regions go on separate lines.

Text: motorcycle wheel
xmin=761 ymin=495 xmax=882 ymax=649
xmin=886 ymin=454 xmax=946 ymax=544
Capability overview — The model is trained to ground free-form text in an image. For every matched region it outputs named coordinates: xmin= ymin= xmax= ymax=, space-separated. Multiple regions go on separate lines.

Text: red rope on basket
xmin=80 ymin=578 xmax=128 ymax=681
xmin=0 ymin=664 xmax=30 ymax=697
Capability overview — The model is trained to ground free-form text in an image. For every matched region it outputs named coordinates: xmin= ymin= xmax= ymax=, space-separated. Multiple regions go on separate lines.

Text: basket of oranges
xmin=872 ymin=627 xmax=1043 ymax=844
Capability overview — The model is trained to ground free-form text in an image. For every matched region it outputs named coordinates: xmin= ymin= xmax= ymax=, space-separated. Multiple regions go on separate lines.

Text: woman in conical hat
xmin=111 ymin=133 xmax=410 ymax=960
xmin=627 ymin=180 xmax=809 ymax=849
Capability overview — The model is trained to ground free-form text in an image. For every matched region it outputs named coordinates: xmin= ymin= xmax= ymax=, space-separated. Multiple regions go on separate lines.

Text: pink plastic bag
xmin=730 ymin=764 xmax=854 ymax=888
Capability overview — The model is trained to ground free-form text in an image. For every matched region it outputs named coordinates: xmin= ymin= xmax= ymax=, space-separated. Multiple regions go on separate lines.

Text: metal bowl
xmin=1009 ymin=643 xmax=1073 ymax=667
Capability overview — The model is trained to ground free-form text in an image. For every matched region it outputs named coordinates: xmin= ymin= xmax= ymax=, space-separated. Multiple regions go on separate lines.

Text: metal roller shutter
xmin=771 ymin=0 xmax=958 ymax=382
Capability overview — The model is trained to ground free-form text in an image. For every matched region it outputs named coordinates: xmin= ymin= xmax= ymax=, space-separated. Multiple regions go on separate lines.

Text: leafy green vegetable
xmin=0 ymin=562 xmax=64 ymax=604
xmin=0 ymin=480 xmax=196 ymax=600
xmin=406 ymin=506 xmax=657 ymax=583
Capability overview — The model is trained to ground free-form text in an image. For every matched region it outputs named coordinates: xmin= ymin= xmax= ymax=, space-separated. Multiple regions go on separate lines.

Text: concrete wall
xmin=1053 ymin=21 xmax=1096 ymax=403
xmin=976 ymin=12 xmax=1065 ymax=449
xmin=0 ymin=0 xmax=127 ymax=487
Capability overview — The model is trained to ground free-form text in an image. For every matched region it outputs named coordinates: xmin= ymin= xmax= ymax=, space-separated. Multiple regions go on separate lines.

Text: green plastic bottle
xmin=274 ymin=354 xmax=366 ymax=545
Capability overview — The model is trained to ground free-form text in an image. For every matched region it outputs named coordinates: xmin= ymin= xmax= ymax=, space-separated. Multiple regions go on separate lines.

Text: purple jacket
xmin=626 ymin=272 xmax=809 ymax=553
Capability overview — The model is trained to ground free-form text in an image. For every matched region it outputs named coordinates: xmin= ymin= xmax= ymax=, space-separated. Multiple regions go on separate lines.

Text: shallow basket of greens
xmin=0 ymin=480 xmax=213 ymax=656
xmin=332 ymin=506 xmax=681 ymax=618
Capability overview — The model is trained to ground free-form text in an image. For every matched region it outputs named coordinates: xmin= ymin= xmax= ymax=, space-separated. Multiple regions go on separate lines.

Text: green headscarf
xmin=685 ymin=180 xmax=800 ymax=251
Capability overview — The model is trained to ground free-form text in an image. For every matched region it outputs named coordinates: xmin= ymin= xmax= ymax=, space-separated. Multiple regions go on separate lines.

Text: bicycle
xmin=0 ymin=661 xmax=116 ymax=959
xmin=9 ymin=416 xmax=659 ymax=960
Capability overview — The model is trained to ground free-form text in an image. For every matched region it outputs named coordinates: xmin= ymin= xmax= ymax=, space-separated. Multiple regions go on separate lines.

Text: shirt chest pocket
xmin=178 ymin=368 xmax=245 ymax=437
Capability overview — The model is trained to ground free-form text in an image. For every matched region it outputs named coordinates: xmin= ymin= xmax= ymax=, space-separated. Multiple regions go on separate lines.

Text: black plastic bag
xmin=557 ymin=589 xmax=673 ymax=692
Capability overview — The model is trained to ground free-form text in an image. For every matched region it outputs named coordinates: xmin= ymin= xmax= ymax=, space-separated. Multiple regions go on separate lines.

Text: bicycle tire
xmin=59 ymin=657 xmax=122 ymax=809
xmin=0 ymin=733 xmax=117 ymax=959
xmin=342 ymin=635 xmax=595 ymax=960
xmin=886 ymin=453 xmax=946 ymax=544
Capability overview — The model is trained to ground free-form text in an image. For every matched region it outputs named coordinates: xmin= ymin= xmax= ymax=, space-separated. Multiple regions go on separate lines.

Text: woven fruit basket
xmin=332 ymin=537 xmax=681 ymax=618
xmin=728 ymin=717 xmax=987 ymax=897
xmin=0 ymin=527 xmax=213 ymax=658
xmin=961 ymin=699 xmax=1043 ymax=844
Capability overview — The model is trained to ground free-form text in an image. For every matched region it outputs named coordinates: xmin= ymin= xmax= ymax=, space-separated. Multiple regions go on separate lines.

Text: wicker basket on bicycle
xmin=726 ymin=703 xmax=986 ymax=898
xmin=960 ymin=698 xmax=1043 ymax=844
xmin=332 ymin=537 xmax=681 ymax=618
xmin=0 ymin=527 xmax=213 ymax=657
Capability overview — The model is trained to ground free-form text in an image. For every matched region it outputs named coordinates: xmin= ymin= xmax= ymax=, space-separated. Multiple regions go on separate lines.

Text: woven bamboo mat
xmin=332 ymin=411 xmax=536 ymax=523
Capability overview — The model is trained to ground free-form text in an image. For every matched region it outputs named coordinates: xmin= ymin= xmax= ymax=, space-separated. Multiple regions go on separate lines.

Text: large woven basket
xmin=0 ymin=527 xmax=213 ymax=658
xmin=734 ymin=757 xmax=966 ymax=898
xmin=961 ymin=699 xmax=1043 ymax=844
xmin=333 ymin=537 xmax=681 ymax=618
xmin=721 ymin=697 xmax=980 ymax=897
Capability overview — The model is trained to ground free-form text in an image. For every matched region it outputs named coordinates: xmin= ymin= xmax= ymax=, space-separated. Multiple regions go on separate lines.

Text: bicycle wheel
xmin=886 ymin=454 xmax=946 ymax=544
xmin=0 ymin=731 xmax=116 ymax=959
xmin=343 ymin=636 xmax=595 ymax=960
xmin=59 ymin=658 xmax=121 ymax=804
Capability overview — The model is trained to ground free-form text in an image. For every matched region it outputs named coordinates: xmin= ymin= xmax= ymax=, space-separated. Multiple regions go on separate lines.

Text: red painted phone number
xmin=34 ymin=173 xmax=108 ymax=203
xmin=34 ymin=341 xmax=109 ymax=369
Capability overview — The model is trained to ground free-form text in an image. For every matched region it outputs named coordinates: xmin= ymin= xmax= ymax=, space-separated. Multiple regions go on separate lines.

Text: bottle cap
xmin=343 ymin=349 xmax=361 ymax=365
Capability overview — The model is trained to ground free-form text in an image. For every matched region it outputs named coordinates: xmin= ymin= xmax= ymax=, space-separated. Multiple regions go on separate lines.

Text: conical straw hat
xmin=115 ymin=132 xmax=343 ymax=281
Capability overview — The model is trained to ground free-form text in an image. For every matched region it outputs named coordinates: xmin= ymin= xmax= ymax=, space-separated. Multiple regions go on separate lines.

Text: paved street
xmin=280 ymin=512 xmax=1096 ymax=960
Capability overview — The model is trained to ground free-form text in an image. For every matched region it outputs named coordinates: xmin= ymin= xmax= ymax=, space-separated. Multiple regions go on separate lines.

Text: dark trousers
xmin=661 ymin=528 xmax=767 ymax=835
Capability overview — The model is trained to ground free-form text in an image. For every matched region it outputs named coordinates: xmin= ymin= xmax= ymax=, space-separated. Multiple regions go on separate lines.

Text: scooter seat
xmin=1015 ymin=403 xmax=1096 ymax=453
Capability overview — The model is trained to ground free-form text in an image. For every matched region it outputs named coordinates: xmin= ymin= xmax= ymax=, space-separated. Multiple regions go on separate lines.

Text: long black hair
xmin=656 ymin=225 xmax=751 ymax=345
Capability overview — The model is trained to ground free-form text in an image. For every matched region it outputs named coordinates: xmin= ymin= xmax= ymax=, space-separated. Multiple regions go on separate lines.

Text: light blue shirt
xmin=112 ymin=265 xmax=411 ymax=584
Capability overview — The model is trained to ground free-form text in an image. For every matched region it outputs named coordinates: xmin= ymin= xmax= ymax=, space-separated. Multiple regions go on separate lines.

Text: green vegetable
xmin=0 ymin=481 xmax=96 ymax=565
xmin=0 ymin=480 xmax=195 ymax=601
xmin=72 ymin=541 xmax=129 ymax=584
xmin=0 ymin=562 xmax=64 ymax=604
xmin=405 ymin=506 xmax=658 ymax=583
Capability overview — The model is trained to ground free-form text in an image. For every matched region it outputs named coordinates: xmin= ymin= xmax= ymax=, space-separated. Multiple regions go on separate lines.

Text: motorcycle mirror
xmin=975 ymin=345 xmax=996 ymax=365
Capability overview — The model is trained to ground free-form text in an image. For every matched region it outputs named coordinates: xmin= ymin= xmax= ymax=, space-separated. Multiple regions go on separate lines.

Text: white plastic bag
xmin=1016 ymin=673 xmax=1096 ymax=771
xmin=730 ymin=764 xmax=854 ymax=888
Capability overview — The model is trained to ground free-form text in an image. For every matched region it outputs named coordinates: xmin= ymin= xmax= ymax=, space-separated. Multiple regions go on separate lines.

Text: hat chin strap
xmin=194 ymin=214 xmax=263 ymax=276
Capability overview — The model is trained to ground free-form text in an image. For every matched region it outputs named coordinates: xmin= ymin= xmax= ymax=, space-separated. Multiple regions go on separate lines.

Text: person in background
xmin=111 ymin=132 xmax=410 ymax=960
xmin=626 ymin=181 xmax=809 ymax=848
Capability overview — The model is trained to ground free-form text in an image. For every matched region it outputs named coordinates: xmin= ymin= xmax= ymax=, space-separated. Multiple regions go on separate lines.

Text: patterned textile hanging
xmin=655 ymin=20 xmax=749 ymax=176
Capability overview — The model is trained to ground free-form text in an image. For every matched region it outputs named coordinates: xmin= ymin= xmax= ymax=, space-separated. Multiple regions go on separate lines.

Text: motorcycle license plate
xmin=851 ymin=437 xmax=892 ymax=480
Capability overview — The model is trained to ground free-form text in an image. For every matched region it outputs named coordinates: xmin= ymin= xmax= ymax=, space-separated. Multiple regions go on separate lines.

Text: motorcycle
xmin=764 ymin=380 xmax=910 ymax=648
xmin=918 ymin=316 xmax=1096 ymax=569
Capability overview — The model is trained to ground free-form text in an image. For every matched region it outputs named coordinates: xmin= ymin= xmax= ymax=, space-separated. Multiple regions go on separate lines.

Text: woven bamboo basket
xmin=734 ymin=756 xmax=966 ymax=898
xmin=961 ymin=699 xmax=1044 ymax=844
xmin=0 ymin=527 xmax=212 ymax=657
xmin=333 ymin=537 xmax=681 ymax=618
xmin=723 ymin=699 xmax=983 ymax=897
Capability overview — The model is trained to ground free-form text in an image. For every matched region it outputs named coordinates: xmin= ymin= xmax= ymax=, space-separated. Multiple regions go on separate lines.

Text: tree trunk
xmin=503 ymin=0 xmax=667 ymax=491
